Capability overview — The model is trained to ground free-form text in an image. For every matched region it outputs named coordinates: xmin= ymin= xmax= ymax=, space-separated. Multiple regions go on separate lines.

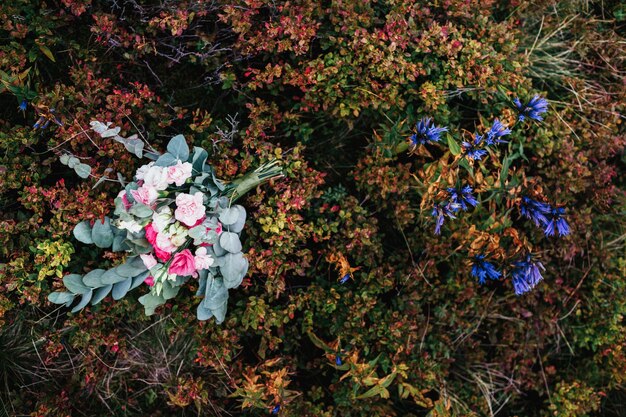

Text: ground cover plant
xmin=0 ymin=0 xmax=624 ymax=416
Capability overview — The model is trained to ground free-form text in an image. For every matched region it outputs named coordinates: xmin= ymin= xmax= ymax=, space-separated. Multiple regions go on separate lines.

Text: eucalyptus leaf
xmin=92 ymin=217 xmax=114 ymax=248
xmin=219 ymin=232 xmax=242 ymax=253
xmin=166 ymin=134 xmax=190 ymax=161
xmin=48 ymin=291 xmax=75 ymax=305
xmin=73 ymin=221 xmax=93 ymax=244
xmin=63 ymin=274 xmax=91 ymax=294
xmin=130 ymin=271 xmax=150 ymax=290
xmin=162 ymin=280 xmax=181 ymax=300
xmin=71 ymin=290 xmax=93 ymax=313
xmin=221 ymin=252 xmax=248 ymax=289
xmin=197 ymin=303 xmax=214 ymax=321
xmin=112 ymin=277 xmax=132 ymax=300
xmin=74 ymin=163 xmax=92 ymax=179
xmin=129 ymin=204 xmax=153 ymax=218
xmin=112 ymin=235 xmax=130 ymax=252
xmin=82 ymin=269 xmax=106 ymax=287
xmin=67 ymin=156 xmax=79 ymax=169
xmin=101 ymin=268 xmax=128 ymax=285
xmin=213 ymin=241 xmax=227 ymax=257
xmin=228 ymin=206 xmax=246 ymax=233
xmin=138 ymin=293 xmax=166 ymax=315
xmin=155 ymin=152 xmax=178 ymax=167
xmin=219 ymin=207 xmax=240 ymax=225
xmin=116 ymin=256 xmax=147 ymax=277
xmin=91 ymin=285 xmax=112 ymax=305
xmin=191 ymin=146 xmax=208 ymax=173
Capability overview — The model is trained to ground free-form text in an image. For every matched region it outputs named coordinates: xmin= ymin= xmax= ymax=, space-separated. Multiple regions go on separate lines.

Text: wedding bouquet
xmin=48 ymin=122 xmax=282 ymax=323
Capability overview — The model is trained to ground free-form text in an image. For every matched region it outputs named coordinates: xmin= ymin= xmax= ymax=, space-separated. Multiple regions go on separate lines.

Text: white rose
xmin=152 ymin=206 xmax=173 ymax=233
xmin=143 ymin=165 xmax=169 ymax=191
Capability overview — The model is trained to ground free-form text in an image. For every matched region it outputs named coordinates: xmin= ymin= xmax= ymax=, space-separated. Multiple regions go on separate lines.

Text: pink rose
xmin=144 ymin=276 xmax=155 ymax=287
xmin=194 ymin=247 xmax=214 ymax=270
xmin=168 ymin=249 xmax=196 ymax=276
xmin=145 ymin=223 xmax=157 ymax=245
xmin=145 ymin=224 xmax=170 ymax=261
xmin=174 ymin=192 xmax=206 ymax=227
xmin=167 ymin=161 xmax=193 ymax=186
xmin=140 ymin=253 xmax=158 ymax=270
xmin=131 ymin=185 xmax=158 ymax=207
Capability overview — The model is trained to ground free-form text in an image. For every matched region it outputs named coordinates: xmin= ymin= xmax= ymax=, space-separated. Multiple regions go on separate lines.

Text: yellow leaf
xmin=38 ymin=45 xmax=56 ymax=62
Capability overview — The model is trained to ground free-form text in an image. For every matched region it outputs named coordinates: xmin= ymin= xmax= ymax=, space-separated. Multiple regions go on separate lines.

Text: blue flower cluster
xmin=511 ymin=255 xmax=545 ymax=295
xmin=431 ymin=184 xmax=478 ymax=234
xmin=410 ymin=117 xmax=448 ymax=146
xmin=520 ymin=196 xmax=570 ymax=237
xmin=415 ymin=95 xmax=567 ymax=296
xmin=470 ymin=255 xmax=501 ymax=285
xmin=431 ymin=201 xmax=460 ymax=235
xmin=514 ymin=95 xmax=549 ymax=122
xmin=471 ymin=253 xmax=546 ymax=295
xmin=462 ymin=118 xmax=512 ymax=160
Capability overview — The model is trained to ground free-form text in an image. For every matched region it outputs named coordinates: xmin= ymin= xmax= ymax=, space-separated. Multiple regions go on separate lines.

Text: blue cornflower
xmin=462 ymin=134 xmax=488 ymax=160
xmin=335 ymin=355 xmax=342 ymax=366
xmin=447 ymin=185 xmax=479 ymax=211
xmin=485 ymin=119 xmax=511 ymax=145
xmin=520 ymin=196 xmax=551 ymax=227
xmin=271 ymin=404 xmax=281 ymax=415
xmin=511 ymin=255 xmax=545 ymax=295
xmin=514 ymin=95 xmax=548 ymax=122
xmin=544 ymin=207 xmax=570 ymax=237
xmin=471 ymin=255 xmax=501 ymax=285
xmin=431 ymin=202 xmax=460 ymax=235
xmin=339 ymin=274 xmax=350 ymax=284
xmin=410 ymin=117 xmax=448 ymax=146
xmin=18 ymin=99 xmax=27 ymax=111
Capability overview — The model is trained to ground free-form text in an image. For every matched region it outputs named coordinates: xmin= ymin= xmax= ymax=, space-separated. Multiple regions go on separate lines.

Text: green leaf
xmin=71 ymin=290 xmax=93 ymax=313
xmin=82 ymin=269 xmax=106 ymax=287
xmin=167 ymin=134 xmax=190 ymax=161
xmin=63 ymin=274 xmax=91 ymax=294
xmin=219 ymin=232 xmax=242 ymax=253
xmin=500 ymin=156 xmax=511 ymax=183
xmin=48 ymin=291 xmax=75 ymax=305
xmin=59 ymin=154 xmax=70 ymax=165
xmin=447 ymin=133 xmax=462 ymax=156
xmin=112 ymin=277 xmax=132 ymax=300
xmin=92 ymin=217 xmax=114 ymax=248
xmin=91 ymin=285 xmax=112 ymax=305
xmin=73 ymin=221 xmax=93 ymax=244
xmin=38 ymin=44 xmax=56 ymax=62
